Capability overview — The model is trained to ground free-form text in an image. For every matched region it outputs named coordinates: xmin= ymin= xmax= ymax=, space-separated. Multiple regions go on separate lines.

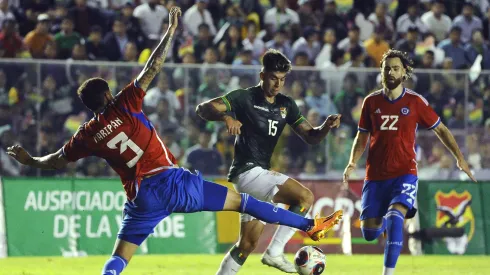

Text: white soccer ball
xmin=294 ymin=246 xmax=326 ymax=275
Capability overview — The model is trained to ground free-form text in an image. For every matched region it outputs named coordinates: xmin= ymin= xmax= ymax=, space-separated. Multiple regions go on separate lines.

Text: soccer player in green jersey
xmin=196 ymin=49 xmax=343 ymax=274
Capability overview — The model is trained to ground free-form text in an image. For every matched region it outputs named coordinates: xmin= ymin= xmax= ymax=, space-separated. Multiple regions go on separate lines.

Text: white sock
xmin=266 ymin=225 xmax=297 ymax=257
xmin=382 ymin=266 xmax=395 ymax=275
xmin=216 ymin=251 xmax=242 ymax=275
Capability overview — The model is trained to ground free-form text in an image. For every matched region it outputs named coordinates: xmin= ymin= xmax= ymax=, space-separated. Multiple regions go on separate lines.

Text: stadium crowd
xmin=1 ymin=0 xmax=490 ymax=178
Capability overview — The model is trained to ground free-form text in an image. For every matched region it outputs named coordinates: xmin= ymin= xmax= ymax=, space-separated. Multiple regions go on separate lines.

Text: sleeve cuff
xmin=427 ymin=117 xmax=441 ymax=130
xmin=134 ymin=79 xmax=141 ymax=88
xmin=291 ymin=116 xmax=306 ymax=127
xmin=220 ymin=96 xmax=231 ymax=112
xmin=358 ymin=127 xmax=370 ymax=133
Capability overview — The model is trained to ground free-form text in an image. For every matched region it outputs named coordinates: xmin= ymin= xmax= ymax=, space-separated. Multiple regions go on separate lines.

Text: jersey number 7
xmin=107 ymin=132 xmax=144 ymax=168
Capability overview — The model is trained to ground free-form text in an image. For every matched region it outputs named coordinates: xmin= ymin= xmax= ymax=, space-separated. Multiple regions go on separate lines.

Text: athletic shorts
xmin=232 ymin=166 xmax=289 ymax=224
xmin=360 ymin=174 xmax=418 ymax=220
xmin=117 ymin=168 xmax=227 ymax=245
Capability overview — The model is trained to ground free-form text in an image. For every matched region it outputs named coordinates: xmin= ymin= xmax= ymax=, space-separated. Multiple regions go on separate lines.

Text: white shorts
xmin=232 ymin=166 xmax=289 ymax=223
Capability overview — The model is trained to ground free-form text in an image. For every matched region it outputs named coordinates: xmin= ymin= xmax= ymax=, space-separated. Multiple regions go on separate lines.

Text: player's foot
xmin=261 ymin=251 xmax=296 ymax=273
xmin=307 ymin=210 xmax=343 ymax=241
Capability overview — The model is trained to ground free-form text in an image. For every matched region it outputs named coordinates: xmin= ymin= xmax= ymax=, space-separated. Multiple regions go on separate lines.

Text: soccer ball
xmin=294 ymin=246 xmax=326 ymax=275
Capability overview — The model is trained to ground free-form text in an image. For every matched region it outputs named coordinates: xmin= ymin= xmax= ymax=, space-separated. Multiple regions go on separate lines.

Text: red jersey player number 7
xmin=342 ymin=49 xmax=476 ymax=275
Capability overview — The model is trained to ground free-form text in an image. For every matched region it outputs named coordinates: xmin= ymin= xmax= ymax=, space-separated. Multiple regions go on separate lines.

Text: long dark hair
xmin=380 ymin=49 xmax=414 ymax=81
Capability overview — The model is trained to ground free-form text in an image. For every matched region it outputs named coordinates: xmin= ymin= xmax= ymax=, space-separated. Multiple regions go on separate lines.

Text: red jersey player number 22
xmin=358 ymin=88 xmax=440 ymax=181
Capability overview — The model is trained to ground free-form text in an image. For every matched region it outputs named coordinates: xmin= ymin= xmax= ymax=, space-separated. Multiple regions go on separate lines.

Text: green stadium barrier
xmin=478 ymin=183 xmax=490 ymax=255
xmin=418 ymin=181 xmax=487 ymax=255
xmin=1 ymin=177 xmax=217 ymax=256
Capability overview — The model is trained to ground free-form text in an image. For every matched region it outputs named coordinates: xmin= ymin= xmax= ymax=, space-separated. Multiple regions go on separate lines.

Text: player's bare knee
xmin=360 ymin=218 xmax=384 ymax=229
xmin=299 ymin=188 xmax=314 ymax=208
xmin=222 ymin=190 xmax=242 ymax=211
xmin=389 ymin=203 xmax=408 ymax=216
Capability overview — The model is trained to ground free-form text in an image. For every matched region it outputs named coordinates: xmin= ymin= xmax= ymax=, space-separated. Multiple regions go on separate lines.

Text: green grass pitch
xmin=0 ymin=254 xmax=489 ymax=275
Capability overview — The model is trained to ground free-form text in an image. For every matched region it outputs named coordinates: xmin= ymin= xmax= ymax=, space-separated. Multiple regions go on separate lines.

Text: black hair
xmin=262 ymin=49 xmax=292 ymax=73
xmin=198 ymin=23 xmax=210 ymax=31
xmin=90 ymin=25 xmax=103 ymax=33
xmin=77 ymin=77 xmax=110 ymax=112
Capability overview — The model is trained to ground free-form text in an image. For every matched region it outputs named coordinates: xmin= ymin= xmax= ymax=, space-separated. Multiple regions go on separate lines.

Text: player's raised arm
xmin=6 ymin=145 xmax=68 ymax=170
xmin=135 ymin=7 xmax=181 ymax=91
xmin=291 ymin=114 xmax=342 ymax=145
xmin=432 ymin=123 xmax=477 ymax=182
xmin=196 ymin=95 xmax=243 ymax=135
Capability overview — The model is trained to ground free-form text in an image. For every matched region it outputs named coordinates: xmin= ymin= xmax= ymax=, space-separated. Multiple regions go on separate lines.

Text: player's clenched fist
xmin=225 ymin=116 xmax=242 ymax=135
xmin=168 ymin=7 xmax=182 ymax=29
xmin=325 ymin=114 xmax=342 ymax=129
xmin=6 ymin=145 xmax=32 ymax=165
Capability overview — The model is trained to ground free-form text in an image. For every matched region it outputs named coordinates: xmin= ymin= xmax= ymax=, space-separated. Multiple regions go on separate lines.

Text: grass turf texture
xmin=0 ymin=254 xmax=489 ymax=274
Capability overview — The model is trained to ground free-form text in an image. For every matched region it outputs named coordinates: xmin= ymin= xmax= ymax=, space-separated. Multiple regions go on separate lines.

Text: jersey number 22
xmin=380 ymin=115 xmax=399 ymax=131
xmin=107 ymin=132 xmax=144 ymax=168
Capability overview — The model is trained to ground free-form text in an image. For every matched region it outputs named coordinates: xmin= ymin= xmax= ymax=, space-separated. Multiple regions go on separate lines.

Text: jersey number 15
xmin=380 ymin=115 xmax=399 ymax=131
xmin=268 ymin=119 xmax=278 ymax=136
xmin=107 ymin=132 xmax=144 ymax=168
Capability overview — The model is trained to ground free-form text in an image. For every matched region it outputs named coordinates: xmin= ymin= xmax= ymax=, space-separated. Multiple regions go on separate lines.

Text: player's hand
xmin=457 ymin=158 xmax=477 ymax=182
xmin=325 ymin=114 xmax=342 ymax=129
xmin=6 ymin=145 xmax=33 ymax=165
xmin=342 ymin=162 xmax=356 ymax=190
xmin=168 ymin=7 xmax=182 ymax=30
xmin=225 ymin=116 xmax=242 ymax=135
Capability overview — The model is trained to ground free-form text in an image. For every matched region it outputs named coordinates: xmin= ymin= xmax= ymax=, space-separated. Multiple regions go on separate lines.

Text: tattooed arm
xmin=136 ymin=7 xmax=181 ymax=91
xmin=196 ymin=97 xmax=243 ymax=135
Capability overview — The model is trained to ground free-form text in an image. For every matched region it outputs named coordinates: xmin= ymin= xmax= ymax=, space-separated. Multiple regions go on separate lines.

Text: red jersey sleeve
xmin=62 ymin=125 xmax=92 ymax=162
xmin=358 ymin=97 xmax=372 ymax=133
xmin=416 ymin=94 xmax=441 ymax=130
xmin=116 ymin=80 xmax=146 ymax=113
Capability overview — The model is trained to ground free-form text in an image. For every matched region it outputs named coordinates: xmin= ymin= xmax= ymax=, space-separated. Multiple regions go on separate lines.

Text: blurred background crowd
xmin=1 ymin=0 xmax=490 ymax=179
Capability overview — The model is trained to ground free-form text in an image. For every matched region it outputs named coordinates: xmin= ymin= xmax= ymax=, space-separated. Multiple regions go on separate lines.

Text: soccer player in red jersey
xmin=343 ymin=49 xmax=476 ymax=275
xmin=6 ymin=7 xmax=341 ymax=275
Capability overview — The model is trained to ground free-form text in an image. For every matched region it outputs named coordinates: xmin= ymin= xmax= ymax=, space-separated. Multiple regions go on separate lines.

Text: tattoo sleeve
xmin=136 ymin=28 xmax=176 ymax=91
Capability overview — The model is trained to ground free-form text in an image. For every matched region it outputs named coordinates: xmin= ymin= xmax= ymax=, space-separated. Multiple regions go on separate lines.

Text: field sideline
xmin=1 ymin=254 xmax=489 ymax=275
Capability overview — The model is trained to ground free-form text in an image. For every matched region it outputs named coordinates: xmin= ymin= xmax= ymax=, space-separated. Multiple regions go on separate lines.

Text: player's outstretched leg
xmin=101 ymin=238 xmax=140 ymax=275
xmin=202 ymin=180 xmax=343 ymax=240
xmin=202 ymin=180 xmax=343 ymax=275
xmin=383 ymin=204 xmax=407 ymax=275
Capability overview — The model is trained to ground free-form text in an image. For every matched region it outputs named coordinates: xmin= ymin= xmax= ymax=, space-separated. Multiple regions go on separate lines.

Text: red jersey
xmin=358 ymin=88 xmax=440 ymax=180
xmin=62 ymin=80 xmax=177 ymax=200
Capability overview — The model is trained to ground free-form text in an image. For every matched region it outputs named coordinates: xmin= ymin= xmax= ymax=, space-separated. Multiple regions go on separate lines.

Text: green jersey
xmin=221 ymin=85 xmax=305 ymax=181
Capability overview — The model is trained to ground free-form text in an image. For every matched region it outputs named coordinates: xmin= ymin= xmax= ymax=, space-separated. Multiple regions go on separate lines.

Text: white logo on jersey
xmin=375 ymin=108 xmax=381 ymax=114
xmin=401 ymin=107 xmax=410 ymax=116
xmin=253 ymin=105 xmax=269 ymax=112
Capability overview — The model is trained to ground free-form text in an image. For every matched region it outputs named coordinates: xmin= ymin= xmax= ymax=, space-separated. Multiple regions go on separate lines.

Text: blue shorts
xmin=360 ymin=174 xmax=418 ymax=221
xmin=117 ymin=168 xmax=228 ymax=245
